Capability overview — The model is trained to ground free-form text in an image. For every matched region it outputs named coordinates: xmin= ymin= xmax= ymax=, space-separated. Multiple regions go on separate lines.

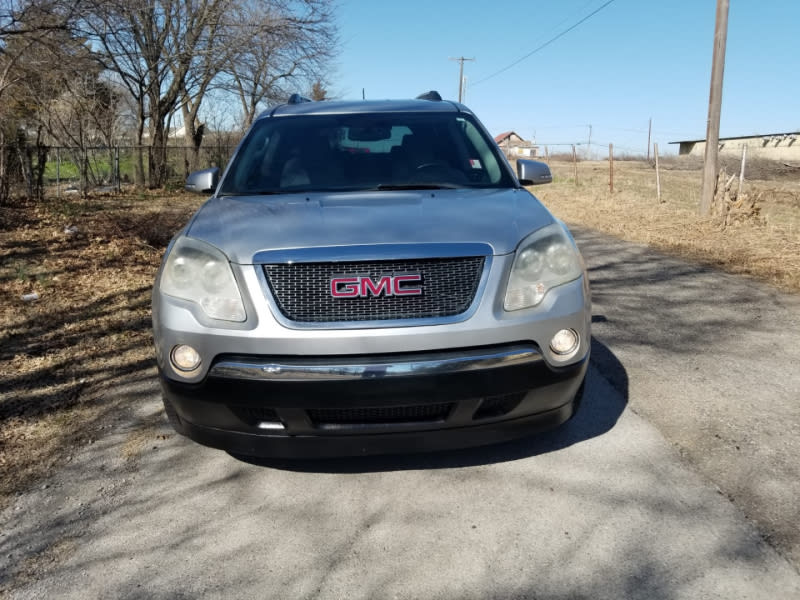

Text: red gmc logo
xmin=330 ymin=274 xmax=423 ymax=298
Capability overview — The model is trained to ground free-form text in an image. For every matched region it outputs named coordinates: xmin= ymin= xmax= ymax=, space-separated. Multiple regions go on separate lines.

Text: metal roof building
xmin=671 ymin=131 xmax=800 ymax=162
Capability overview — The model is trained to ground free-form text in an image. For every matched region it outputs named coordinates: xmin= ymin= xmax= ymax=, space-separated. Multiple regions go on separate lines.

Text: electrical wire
xmin=471 ymin=0 xmax=617 ymax=87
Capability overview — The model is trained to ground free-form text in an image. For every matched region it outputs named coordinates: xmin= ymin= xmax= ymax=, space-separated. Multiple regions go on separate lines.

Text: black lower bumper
xmin=176 ymin=401 xmax=580 ymax=458
xmin=160 ymin=346 xmax=587 ymax=458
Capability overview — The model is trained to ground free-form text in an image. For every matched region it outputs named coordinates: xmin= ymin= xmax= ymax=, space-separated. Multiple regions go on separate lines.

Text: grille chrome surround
xmin=263 ymin=257 xmax=485 ymax=324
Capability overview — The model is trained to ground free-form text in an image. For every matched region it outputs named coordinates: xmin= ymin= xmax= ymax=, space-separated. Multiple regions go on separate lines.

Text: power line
xmin=471 ymin=0 xmax=617 ymax=87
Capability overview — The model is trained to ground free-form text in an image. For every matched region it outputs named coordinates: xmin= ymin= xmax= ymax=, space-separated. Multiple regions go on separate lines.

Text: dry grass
xmin=533 ymin=158 xmax=800 ymax=293
xmin=0 ymin=192 xmax=202 ymax=509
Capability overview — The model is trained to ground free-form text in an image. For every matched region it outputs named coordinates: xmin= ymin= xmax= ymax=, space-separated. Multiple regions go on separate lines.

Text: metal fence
xmin=0 ymin=143 xmax=238 ymax=199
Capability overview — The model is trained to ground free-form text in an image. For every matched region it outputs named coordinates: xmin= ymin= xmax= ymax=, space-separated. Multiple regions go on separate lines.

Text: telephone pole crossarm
xmin=449 ymin=57 xmax=475 ymax=103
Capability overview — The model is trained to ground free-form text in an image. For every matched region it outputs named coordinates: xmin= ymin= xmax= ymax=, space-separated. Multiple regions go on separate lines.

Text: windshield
xmin=218 ymin=112 xmax=515 ymax=195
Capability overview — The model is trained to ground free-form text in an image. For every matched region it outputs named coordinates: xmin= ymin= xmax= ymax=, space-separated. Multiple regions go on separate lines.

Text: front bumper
xmin=160 ymin=343 xmax=588 ymax=457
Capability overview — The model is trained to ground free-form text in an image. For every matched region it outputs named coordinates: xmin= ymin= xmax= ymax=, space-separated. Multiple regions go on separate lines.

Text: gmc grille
xmin=263 ymin=257 xmax=485 ymax=323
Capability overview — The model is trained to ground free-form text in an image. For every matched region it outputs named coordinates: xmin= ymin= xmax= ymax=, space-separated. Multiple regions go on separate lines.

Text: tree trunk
xmin=134 ymin=114 xmax=146 ymax=188
xmin=16 ymin=131 xmax=33 ymax=199
xmin=80 ymin=146 xmax=89 ymax=199
xmin=149 ymin=121 xmax=168 ymax=188
xmin=33 ymin=127 xmax=48 ymax=201
xmin=182 ymin=101 xmax=206 ymax=177
xmin=189 ymin=123 xmax=204 ymax=176
xmin=0 ymin=129 xmax=8 ymax=205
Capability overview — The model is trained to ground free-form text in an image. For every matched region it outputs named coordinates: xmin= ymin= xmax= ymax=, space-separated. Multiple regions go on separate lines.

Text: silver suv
xmin=152 ymin=92 xmax=590 ymax=457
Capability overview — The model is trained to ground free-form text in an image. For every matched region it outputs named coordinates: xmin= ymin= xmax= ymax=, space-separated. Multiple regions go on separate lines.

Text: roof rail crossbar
xmin=416 ymin=90 xmax=442 ymax=101
xmin=288 ymin=93 xmax=312 ymax=104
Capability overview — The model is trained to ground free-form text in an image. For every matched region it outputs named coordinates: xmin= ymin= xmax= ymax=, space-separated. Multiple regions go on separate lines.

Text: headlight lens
xmin=504 ymin=224 xmax=583 ymax=311
xmin=160 ymin=237 xmax=246 ymax=322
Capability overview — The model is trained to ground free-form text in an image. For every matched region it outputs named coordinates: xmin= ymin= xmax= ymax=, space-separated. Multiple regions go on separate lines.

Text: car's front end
xmin=152 ymin=95 xmax=590 ymax=457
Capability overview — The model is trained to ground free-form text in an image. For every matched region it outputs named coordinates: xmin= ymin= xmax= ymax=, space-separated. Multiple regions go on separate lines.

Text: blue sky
xmin=333 ymin=0 xmax=800 ymax=155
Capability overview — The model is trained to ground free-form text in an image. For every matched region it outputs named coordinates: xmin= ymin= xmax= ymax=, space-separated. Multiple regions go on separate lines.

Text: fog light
xmin=171 ymin=344 xmax=201 ymax=372
xmin=550 ymin=329 xmax=579 ymax=356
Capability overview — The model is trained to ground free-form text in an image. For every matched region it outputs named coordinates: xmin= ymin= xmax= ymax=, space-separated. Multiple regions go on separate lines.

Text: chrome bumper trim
xmin=208 ymin=344 xmax=542 ymax=382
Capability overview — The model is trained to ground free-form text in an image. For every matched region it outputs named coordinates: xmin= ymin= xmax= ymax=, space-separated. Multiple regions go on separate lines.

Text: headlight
xmin=160 ymin=237 xmax=246 ymax=322
xmin=504 ymin=223 xmax=583 ymax=311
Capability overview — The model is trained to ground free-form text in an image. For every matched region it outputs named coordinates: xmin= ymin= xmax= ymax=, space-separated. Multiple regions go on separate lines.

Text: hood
xmin=186 ymin=188 xmax=555 ymax=264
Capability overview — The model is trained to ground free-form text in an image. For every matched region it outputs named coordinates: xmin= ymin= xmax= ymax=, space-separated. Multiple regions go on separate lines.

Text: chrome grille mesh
xmin=263 ymin=257 xmax=484 ymax=322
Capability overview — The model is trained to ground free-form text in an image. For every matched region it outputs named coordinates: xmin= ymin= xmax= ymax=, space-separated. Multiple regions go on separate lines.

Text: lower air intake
xmin=308 ymin=403 xmax=454 ymax=426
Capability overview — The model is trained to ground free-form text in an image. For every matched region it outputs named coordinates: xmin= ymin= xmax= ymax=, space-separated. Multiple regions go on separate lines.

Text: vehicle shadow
xmin=231 ymin=334 xmax=627 ymax=473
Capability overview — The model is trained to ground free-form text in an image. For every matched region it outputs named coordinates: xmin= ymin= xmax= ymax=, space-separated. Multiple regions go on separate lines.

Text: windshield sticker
xmin=469 ymin=159 xmax=482 ymax=169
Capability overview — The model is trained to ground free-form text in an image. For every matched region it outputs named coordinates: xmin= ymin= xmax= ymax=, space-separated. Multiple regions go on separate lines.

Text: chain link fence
xmin=0 ymin=143 xmax=237 ymax=201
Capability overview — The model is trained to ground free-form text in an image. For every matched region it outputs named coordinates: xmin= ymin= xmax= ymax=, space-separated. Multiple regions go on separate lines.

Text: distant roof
xmin=670 ymin=131 xmax=800 ymax=144
xmin=495 ymin=131 xmax=522 ymax=143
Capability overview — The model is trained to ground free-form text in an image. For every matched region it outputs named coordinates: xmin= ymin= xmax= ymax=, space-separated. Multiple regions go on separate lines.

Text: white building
xmin=672 ymin=131 xmax=800 ymax=162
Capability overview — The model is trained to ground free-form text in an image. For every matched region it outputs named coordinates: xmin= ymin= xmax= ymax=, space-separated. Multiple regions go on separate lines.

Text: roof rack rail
xmin=288 ymin=93 xmax=312 ymax=104
xmin=416 ymin=90 xmax=442 ymax=101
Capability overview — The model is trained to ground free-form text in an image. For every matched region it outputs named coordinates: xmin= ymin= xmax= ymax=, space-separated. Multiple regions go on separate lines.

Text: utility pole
xmin=587 ymin=124 xmax=592 ymax=159
xmin=655 ymin=143 xmax=662 ymax=202
xmin=700 ymin=0 xmax=729 ymax=216
xmin=609 ymin=143 xmax=614 ymax=193
xmin=647 ymin=118 xmax=652 ymax=161
xmin=449 ymin=57 xmax=475 ymax=103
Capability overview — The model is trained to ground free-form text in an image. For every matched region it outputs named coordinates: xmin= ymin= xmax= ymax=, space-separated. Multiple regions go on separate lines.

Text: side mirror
xmin=517 ymin=159 xmax=552 ymax=186
xmin=185 ymin=167 xmax=220 ymax=194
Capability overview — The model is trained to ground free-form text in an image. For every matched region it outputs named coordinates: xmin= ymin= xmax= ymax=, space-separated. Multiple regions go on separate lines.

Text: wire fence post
xmin=738 ymin=144 xmax=747 ymax=197
xmin=654 ymin=143 xmax=662 ymax=203
xmin=56 ymin=147 xmax=61 ymax=199
xmin=609 ymin=143 xmax=614 ymax=193
xmin=81 ymin=146 xmax=88 ymax=199
xmin=572 ymin=144 xmax=578 ymax=185
xmin=115 ymin=146 xmax=121 ymax=192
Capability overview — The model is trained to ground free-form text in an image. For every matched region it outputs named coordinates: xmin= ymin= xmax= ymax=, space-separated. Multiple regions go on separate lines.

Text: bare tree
xmin=0 ymin=0 xmax=82 ymax=38
xmin=41 ymin=73 xmax=124 ymax=191
xmin=81 ymin=0 xmax=230 ymax=187
xmin=177 ymin=0 xmax=336 ymax=173
xmin=201 ymin=93 xmax=242 ymax=169
xmin=175 ymin=0 xmax=229 ymax=175
xmin=224 ymin=0 xmax=336 ymax=128
xmin=1 ymin=0 xmax=338 ymax=196
xmin=0 ymin=0 xmax=87 ymax=201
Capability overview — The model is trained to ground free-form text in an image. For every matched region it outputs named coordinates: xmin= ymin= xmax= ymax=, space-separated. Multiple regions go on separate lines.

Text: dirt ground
xmin=0 ymin=192 xmax=202 ymax=509
xmin=1 ymin=158 xmax=799 ymax=509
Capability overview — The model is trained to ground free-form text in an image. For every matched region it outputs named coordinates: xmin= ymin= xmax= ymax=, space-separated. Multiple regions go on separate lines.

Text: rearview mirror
xmin=185 ymin=167 xmax=220 ymax=194
xmin=517 ymin=159 xmax=552 ymax=186
xmin=348 ymin=126 xmax=391 ymax=141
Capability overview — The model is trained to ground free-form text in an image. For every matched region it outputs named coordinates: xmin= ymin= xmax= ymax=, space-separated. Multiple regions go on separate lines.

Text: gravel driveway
xmin=1 ymin=229 xmax=799 ymax=599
